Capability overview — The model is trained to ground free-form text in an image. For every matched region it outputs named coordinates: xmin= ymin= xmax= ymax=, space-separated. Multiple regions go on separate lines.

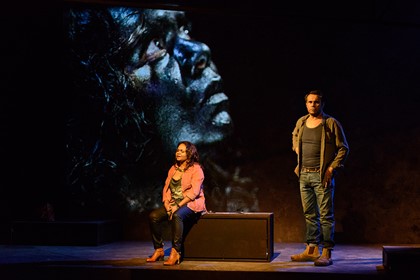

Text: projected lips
xmin=201 ymin=91 xmax=232 ymax=128
xmin=181 ymin=65 xmax=233 ymax=145
xmin=207 ymin=93 xmax=231 ymax=126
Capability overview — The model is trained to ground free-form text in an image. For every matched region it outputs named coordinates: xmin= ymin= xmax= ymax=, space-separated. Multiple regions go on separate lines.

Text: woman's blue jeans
xmin=299 ymin=171 xmax=335 ymax=248
xmin=148 ymin=205 xmax=201 ymax=253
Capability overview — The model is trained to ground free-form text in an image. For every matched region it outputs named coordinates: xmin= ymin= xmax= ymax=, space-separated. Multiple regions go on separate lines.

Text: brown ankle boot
xmin=291 ymin=244 xmax=320 ymax=261
xmin=146 ymin=248 xmax=164 ymax=262
xmin=314 ymin=248 xmax=333 ymax=266
xmin=163 ymin=248 xmax=181 ymax=266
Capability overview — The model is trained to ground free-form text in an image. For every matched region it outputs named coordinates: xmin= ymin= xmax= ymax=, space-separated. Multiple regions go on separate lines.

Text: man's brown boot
xmin=291 ymin=244 xmax=320 ymax=261
xmin=314 ymin=248 xmax=333 ymax=266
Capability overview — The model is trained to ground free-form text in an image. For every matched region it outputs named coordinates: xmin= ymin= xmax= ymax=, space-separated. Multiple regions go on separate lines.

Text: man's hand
xmin=324 ymin=166 xmax=334 ymax=188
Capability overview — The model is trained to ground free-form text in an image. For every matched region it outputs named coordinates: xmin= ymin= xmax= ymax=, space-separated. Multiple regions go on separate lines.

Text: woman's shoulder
xmin=187 ymin=162 xmax=203 ymax=173
xmin=191 ymin=162 xmax=203 ymax=169
xmin=168 ymin=164 xmax=177 ymax=173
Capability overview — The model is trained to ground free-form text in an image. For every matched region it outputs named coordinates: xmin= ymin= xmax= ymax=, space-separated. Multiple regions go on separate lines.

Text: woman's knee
xmin=149 ymin=209 xmax=162 ymax=222
xmin=171 ymin=211 xmax=182 ymax=222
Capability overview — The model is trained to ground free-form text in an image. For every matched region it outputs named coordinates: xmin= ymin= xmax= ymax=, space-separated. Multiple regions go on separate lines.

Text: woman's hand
xmin=170 ymin=204 xmax=180 ymax=212
xmin=164 ymin=200 xmax=171 ymax=211
xmin=167 ymin=204 xmax=179 ymax=220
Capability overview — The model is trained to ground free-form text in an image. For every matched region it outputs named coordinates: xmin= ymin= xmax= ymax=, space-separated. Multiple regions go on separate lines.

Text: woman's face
xmin=175 ymin=143 xmax=188 ymax=163
xmin=119 ymin=9 xmax=233 ymax=153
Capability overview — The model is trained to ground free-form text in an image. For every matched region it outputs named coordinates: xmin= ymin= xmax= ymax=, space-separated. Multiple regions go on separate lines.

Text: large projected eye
xmin=179 ymin=25 xmax=191 ymax=40
xmin=144 ymin=38 xmax=167 ymax=64
xmin=124 ymin=37 xmax=167 ymax=74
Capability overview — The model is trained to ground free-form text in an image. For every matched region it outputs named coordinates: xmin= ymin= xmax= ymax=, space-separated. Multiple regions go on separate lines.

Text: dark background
xmin=1 ymin=0 xmax=419 ymax=244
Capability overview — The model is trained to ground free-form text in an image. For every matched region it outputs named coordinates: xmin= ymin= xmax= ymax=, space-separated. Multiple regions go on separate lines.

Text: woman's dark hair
xmin=175 ymin=141 xmax=200 ymax=170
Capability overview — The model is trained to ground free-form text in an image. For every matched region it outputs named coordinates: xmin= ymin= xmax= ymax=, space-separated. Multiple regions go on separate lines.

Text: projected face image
xmin=65 ymin=7 xmax=232 ymax=156
xmin=63 ymin=7 xmax=233 ymax=213
xmin=124 ymin=9 xmax=233 ymax=152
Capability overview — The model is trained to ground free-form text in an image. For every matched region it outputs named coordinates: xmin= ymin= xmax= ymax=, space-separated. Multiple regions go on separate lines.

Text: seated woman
xmin=146 ymin=141 xmax=206 ymax=265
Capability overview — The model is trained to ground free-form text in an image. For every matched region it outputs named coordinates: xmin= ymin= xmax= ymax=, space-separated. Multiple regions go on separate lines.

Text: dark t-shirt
xmin=301 ymin=123 xmax=322 ymax=168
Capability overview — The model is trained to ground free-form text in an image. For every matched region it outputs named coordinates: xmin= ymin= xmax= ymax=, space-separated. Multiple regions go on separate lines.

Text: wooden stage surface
xmin=2 ymin=241 xmax=416 ymax=280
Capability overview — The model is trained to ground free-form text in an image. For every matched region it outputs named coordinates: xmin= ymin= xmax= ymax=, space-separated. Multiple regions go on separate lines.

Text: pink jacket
xmin=162 ymin=163 xmax=206 ymax=213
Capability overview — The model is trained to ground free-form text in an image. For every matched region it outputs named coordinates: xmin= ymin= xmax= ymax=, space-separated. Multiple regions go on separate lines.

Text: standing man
xmin=291 ymin=90 xmax=349 ymax=266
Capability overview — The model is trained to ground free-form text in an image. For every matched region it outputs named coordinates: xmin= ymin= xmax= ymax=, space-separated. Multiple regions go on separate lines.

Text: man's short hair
xmin=305 ymin=89 xmax=324 ymax=103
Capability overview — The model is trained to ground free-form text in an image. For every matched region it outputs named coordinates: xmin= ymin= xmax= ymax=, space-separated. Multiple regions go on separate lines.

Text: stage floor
xmin=0 ymin=241 xmax=407 ymax=279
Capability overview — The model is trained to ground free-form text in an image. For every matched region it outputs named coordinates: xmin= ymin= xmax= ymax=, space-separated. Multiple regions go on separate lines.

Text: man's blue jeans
xmin=299 ymin=171 xmax=335 ymax=248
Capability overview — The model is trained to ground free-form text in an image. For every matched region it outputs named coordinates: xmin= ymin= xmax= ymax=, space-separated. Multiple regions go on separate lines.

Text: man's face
xmin=119 ymin=9 xmax=233 ymax=153
xmin=305 ymin=94 xmax=323 ymax=117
